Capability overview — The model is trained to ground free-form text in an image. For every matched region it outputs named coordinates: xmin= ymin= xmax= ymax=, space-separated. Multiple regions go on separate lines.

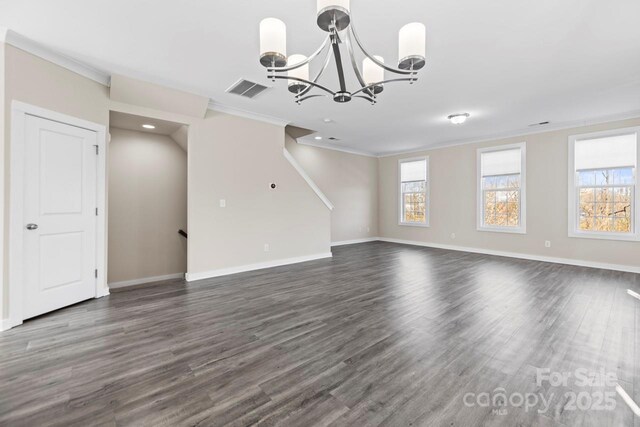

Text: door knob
xmin=26 ymin=223 xmax=38 ymax=230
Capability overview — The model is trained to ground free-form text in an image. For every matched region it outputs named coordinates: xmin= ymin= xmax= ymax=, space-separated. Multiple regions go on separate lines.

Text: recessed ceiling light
xmin=142 ymin=124 xmax=156 ymax=129
xmin=447 ymin=113 xmax=470 ymax=124
xmin=323 ymin=118 xmax=332 ymax=123
xmin=314 ymin=136 xmax=323 ymax=140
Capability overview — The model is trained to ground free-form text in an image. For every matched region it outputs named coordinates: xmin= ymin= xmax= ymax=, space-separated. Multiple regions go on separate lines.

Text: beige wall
xmin=285 ymin=136 xmax=378 ymax=243
xmin=379 ymin=117 xmax=640 ymax=269
xmin=188 ymin=112 xmax=331 ymax=275
xmin=108 ymin=127 xmax=187 ymax=284
xmin=1 ymin=45 xmax=332 ymax=325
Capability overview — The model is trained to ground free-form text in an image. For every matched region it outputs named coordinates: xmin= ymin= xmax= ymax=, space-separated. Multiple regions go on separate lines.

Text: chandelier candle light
xmin=258 ymin=0 xmax=426 ymax=105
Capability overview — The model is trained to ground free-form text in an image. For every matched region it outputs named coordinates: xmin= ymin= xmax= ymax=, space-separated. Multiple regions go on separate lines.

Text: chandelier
xmin=258 ymin=0 xmax=426 ymax=105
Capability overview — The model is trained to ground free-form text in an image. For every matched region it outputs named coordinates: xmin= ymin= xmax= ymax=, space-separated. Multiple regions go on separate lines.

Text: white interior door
xmin=22 ymin=114 xmax=98 ymax=320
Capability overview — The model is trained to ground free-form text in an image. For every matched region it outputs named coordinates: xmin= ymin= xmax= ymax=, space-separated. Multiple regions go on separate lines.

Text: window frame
xmin=568 ymin=127 xmax=640 ymax=241
xmin=476 ymin=142 xmax=527 ymax=234
xmin=398 ymin=156 xmax=430 ymax=227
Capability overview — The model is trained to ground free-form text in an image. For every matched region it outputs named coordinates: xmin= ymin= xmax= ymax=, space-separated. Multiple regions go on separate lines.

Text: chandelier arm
xmin=297 ymin=44 xmax=334 ymax=98
xmin=351 ymin=77 xmax=416 ymax=96
xmin=268 ymin=36 xmax=331 ymax=73
xmin=354 ymin=95 xmax=376 ymax=103
xmin=272 ymin=75 xmax=335 ymax=96
xmin=344 ymin=32 xmax=367 ymax=89
xmin=348 ymin=22 xmax=415 ymax=76
xmin=296 ymin=94 xmax=328 ymax=103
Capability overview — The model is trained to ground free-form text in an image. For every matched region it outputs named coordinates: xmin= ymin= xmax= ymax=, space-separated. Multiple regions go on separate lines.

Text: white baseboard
xmin=1 ymin=317 xmax=21 ymax=332
xmin=108 ymin=273 xmax=185 ymax=289
xmin=185 ymin=252 xmax=333 ymax=282
xmin=378 ymin=237 xmax=640 ymax=274
xmin=331 ymin=237 xmax=380 ymax=247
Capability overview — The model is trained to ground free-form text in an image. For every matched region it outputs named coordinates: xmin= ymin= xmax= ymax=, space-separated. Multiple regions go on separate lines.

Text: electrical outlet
xmin=219 ymin=199 xmax=226 ymax=208
xmin=451 ymin=233 xmax=456 ymax=239
xmin=545 ymin=240 xmax=551 ymax=248
xmin=264 ymin=244 xmax=270 ymax=252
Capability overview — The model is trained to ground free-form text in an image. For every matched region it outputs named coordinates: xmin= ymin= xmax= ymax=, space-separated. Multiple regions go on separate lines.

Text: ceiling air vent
xmin=226 ymin=79 xmax=270 ymax=99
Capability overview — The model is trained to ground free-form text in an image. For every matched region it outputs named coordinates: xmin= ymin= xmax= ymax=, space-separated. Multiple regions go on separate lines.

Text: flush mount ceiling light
xmin=447 ymin=113 xmax=470 ymax=124
xmin=142 ymin=124 xmax=156 ymax=129
xmin=314 ymin=136 xmax=323 ymax=140
xmin=259 ymin=1 xmax=426 ymax=105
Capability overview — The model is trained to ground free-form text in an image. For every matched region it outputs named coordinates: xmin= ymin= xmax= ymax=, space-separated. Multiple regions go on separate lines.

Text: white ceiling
xmin=1 ymin=0 xmax=639 ymax=156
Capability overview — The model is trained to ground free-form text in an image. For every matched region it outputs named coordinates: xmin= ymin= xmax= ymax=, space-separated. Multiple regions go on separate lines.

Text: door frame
xmin=7 ymin=101 xmax=108 ymax=330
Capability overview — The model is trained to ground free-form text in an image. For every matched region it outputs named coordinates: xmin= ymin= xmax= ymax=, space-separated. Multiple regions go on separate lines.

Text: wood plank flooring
xmin=0 ymin=241 xmax=638 ymax=426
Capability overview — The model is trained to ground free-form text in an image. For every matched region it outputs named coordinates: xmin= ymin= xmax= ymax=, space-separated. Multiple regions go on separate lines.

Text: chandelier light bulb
xmin=363 ymin=56 xmax=384 ymax=86
xmin=398 ymin=22 xmax=426 ymax=70
xmin=259 ymin=18 xmax=287 ymax=67
xmin=287 ymin=54 xmax=310 ymax=93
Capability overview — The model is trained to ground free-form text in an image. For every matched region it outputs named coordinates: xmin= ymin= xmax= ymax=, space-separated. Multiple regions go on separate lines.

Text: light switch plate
xmin=219 ymin=199 xmax=226 ymax=208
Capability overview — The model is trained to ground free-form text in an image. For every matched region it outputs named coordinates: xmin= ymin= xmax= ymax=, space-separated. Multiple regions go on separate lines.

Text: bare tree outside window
xmin=569 ymin=129 xmax=637 ymax=239
xmin=478 ymin=144 xmax=525 ymax=232
xmin=577 ymin=168 xmax=633 ymax=233
xmin=399 ymin=158 xmax=428 ymax=225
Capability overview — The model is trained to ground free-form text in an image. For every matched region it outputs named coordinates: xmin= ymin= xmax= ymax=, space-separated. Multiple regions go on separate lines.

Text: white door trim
xmin=6 ymin=101 xmax=108 ymax=331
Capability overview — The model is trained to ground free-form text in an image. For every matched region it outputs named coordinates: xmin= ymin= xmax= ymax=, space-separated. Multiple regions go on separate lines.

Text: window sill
xmin=399 ymin=222 xmax=430 ymax=228
xmin=568 ymin=231 xmax=639 ymax=242
xmin=477 ymin=226 xmax=526 ymax=234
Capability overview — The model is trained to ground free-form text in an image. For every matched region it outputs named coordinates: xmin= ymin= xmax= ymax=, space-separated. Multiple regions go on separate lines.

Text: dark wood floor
xmin=1 ymin=242 xmax=638 ymax=427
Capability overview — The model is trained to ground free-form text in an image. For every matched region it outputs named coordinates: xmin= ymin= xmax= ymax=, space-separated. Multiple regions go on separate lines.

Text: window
xmin=569 ymin=128 xmax=639 ymax=240
xmin=399 ymin=157 xmax=429 ymax=226
xmin=477 ymin=143 xmax=526 ymax=233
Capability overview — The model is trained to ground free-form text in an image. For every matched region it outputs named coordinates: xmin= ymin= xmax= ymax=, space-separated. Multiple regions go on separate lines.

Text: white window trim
xmin=398 ymin=156 xmax=430 ymax=227
xmin=476 ymin=142 xmax=527 ymax=234
xmin=568 ymin=126 xmax=640 ymax=241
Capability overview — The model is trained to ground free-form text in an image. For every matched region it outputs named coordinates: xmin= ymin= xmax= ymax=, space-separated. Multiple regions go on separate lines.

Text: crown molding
xmin=3 ymin=29 xmax=111 ymax=87
xmin=208 ymin=101 xmax=290 ymax=127
xmin=377 ymin=109 xmax=640 ymax=158
xmin=296 ymin=138 xmax=377 ymax=158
